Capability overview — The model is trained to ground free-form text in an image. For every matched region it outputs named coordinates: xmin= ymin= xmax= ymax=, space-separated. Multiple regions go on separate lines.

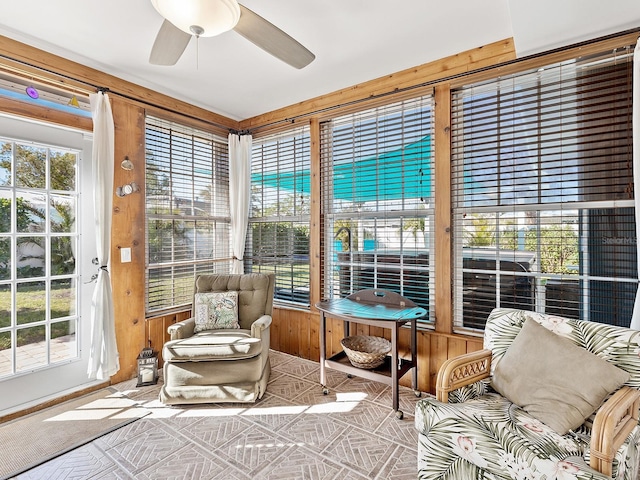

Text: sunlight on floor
xmin=108 ymin=386 xmax=371 ymax=419
xmin=235 ymin=442 xmax=307 ymax=449
xmin=44 ymin=396 xmax=149 ymax=421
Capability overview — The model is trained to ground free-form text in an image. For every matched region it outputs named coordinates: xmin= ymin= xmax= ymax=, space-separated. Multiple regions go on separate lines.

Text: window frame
xmin=246 ymin=127 xmax=312 ymax=307
xmin=144 ymin=116 xmax=231 ymax=315
xmin=451 ymin=46 xmax=636 ymax=332
xmin=320 ymin=96 xmax=436 ymax=322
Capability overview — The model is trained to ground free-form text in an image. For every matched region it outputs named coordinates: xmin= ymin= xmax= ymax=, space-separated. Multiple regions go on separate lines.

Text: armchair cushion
xmin=163 ymin=330 xmax=262 ymax=362
xmin=492 ymin=317 xmax=629 ymax=434
xmin=193 ymin=291 xmax=239 ymax=332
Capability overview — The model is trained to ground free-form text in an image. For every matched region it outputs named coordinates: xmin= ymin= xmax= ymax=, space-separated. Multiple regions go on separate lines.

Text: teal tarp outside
xmin=252 ymin=135 xmax=431 ymax=202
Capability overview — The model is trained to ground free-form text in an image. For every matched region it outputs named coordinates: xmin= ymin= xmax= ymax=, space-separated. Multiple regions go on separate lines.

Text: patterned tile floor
xmin=16 ymin=351 xmax=428 ymax=479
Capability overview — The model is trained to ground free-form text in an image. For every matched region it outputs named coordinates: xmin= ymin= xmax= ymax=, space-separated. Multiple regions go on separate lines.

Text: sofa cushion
xmin=163 ymin=329 xmax=262 ymax=362
xmin=193 ymin=291 xmax=239 ymax=333
xmin=491 ymin=317 xmax=629 ymax=434
xmin=415 ymin=393 xmax=584 ymax=457
xmin=415 ymin=393 xmax=627 ymax=480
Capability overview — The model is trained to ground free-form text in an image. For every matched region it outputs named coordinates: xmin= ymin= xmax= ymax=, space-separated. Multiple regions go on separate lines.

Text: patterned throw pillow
xmin=193 ymin=291 xmax=240 ymax=333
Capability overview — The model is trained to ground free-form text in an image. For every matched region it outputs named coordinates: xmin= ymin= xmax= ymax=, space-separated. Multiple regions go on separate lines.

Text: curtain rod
xmin=246 ymin=26 xmax=640 ymax=134
xmin=0 ymin=52 xmax=237 ymax=134
xmin=95 ymin=86 xmax=238 ymax=134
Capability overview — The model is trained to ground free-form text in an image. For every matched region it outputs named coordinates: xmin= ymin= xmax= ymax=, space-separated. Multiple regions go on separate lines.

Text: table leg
xmin=411 ymin=319 xmax=418 ymax=391
xmin=320 ymin=312 xmax=327 ymax=392
xmin=391 ymin=323 xmax=401 ymax=418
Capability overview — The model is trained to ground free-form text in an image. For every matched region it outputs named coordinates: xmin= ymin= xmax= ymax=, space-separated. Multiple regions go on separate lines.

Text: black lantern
xmin=136 ymin=347 xmax=158 ymax=387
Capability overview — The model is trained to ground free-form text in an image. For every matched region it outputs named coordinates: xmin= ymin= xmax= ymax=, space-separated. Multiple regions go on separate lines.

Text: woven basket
xmin=341 ymin=335 xmax=391 ymax=369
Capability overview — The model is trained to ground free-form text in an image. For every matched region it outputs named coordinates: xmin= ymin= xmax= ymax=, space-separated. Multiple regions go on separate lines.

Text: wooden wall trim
xmin=0 ymin=96 xmax=92 ymax=131
xmin=109 ymin=98 xmax=147 ymax=384
xmin=0 ymin=381 xmax=109 ymax=424
xmin=0 ymin=34 xmax=239 ymax=133
xmin=239 ymin=38 xmax=515 ymax=132
xmin=434 ymin=85 xmax=452 ymax=333
xmin=309 ymin=118 xmax=322 ymax=310
xmin=448 ymin=31 xmax=640 ymax=89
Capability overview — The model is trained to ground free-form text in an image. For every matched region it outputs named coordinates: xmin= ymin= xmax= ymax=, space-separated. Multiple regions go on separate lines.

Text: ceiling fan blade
xmin=149 ymin=20 xmax=192 ymax=66
xmin=234 ymin=4 xmax=315 ymax=69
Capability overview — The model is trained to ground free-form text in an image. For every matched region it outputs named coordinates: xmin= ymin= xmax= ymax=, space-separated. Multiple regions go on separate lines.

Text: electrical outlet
xmin=121 ymin=247 xmax=132 ymax=263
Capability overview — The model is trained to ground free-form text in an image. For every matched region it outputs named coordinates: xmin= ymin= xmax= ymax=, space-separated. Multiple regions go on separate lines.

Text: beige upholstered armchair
xmin=159 ymin=273 xmax=275 ymax=405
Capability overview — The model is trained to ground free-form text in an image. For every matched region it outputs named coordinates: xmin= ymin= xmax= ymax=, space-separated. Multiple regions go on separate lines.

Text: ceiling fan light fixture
xmin=150 ymin=0 xmax=240 ymax=37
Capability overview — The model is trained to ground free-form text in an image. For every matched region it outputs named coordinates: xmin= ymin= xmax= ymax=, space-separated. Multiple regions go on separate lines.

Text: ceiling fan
xmin=149 ymin=0 xmax=315 ymax=69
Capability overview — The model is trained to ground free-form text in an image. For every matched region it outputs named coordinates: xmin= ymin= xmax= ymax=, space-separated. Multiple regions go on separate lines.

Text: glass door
xmin=0 ymin=115 xmax=97 ymax=414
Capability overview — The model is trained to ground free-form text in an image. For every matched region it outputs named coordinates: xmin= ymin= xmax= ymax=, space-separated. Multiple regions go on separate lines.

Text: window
xmin=0 ymin=138 xmax=80 ymax=377
xmin=320 ymin=96 xmax=435 ymax=320
xmin=247 ymin=128 xmax=311 ymax=306
xmin=0 ymin=72 xmax=92 ymax=119
xmin=452 ymin=46 xmax=635 ymax=330
xmin=145 ymin=117 xmax=231 ymax=314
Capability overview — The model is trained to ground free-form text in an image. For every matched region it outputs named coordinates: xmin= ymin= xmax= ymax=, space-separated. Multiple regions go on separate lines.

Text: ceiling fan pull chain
xmin=188 ymin=25 xmax=205 ymax=71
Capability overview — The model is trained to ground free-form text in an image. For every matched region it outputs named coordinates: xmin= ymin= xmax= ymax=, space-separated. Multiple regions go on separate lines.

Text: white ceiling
xmin=0 ymin=1 xmax=639 ymax=121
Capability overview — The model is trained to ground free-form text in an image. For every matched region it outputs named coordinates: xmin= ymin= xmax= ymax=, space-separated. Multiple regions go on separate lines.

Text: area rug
xmin=0 ymin=387 xmax=149 ymax=479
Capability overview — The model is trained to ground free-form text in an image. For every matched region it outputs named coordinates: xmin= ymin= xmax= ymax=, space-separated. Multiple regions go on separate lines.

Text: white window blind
xmin=247 ymin=127 xmax=311 ymax=306
xmin=452 ymin=46 xmax=636 ymax=330
xmin=320 ymin=96 xmax=435 ymax=320
xmin=145 ymin=117 xmax=231 ymax=313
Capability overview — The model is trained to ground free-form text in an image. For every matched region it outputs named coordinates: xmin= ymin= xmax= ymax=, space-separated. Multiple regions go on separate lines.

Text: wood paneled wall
xmin=146 ymin=311 xmax=192 ymax=354
xmin=141 ymin=36 xmax=519 ymax=392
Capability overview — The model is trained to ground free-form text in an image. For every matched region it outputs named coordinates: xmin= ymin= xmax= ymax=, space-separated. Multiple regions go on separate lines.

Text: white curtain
xmin=87 ymin=91 xmax=120 ymax=379
xmin=228 ymin=133 xmax=252 ymax=274
xmin=631 ymin=40 xmax=640 ymax=330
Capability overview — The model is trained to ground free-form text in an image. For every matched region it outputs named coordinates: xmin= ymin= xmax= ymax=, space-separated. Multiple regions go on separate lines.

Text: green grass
xmin=251 ymin=263 xmax=310 ymax=288
xmin=0 ymin=281 xmax=76 ymax=350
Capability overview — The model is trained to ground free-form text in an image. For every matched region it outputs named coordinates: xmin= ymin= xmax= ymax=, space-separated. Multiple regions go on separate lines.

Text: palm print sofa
xmin=415 ymin=308 xmax=640 ymax=480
